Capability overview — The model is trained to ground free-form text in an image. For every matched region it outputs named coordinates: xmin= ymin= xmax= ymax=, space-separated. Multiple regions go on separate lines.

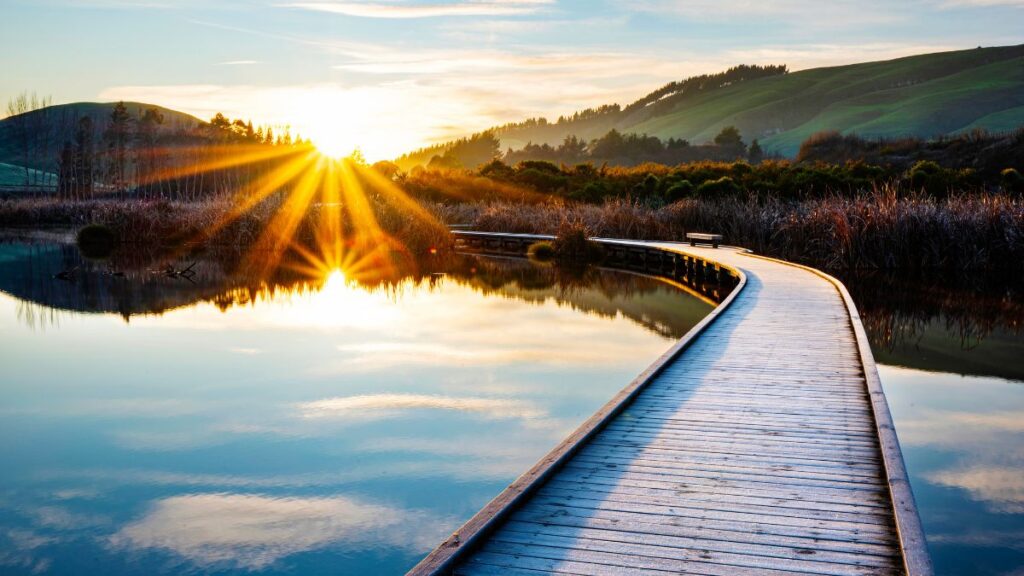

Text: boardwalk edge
xmin=407 ymin=233 xmax=748 ymax=576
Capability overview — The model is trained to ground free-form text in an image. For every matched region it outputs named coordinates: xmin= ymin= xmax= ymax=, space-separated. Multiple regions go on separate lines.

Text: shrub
xmin=907 ymin=160 xmax=956 ymax=197
xmin=527 ymin=240 xmax=555 ymax=261
xmin=553 ymin=222 xmax=604 ymax=264
xmin=515 ymin=168 xmax=568 ymax=192
xmin=515 ymin=160 xmax=561 ymax=174
xmin=76 ymin=223 xmax=117 ymax=258
xmin=1001 ymin=168 xmax=1024 ymax=194
xmin=570 ymin=181 xmax=609 ymax=203
xmin=664 ymin=180 xmax=695 ymax=202
xmin=695 ymin=176 xmax=741 ymax=198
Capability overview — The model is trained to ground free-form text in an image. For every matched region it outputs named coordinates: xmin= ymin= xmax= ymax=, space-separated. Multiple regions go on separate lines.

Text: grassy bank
xmin=4 ymin=184 xmax=1022 ymax=274
xmin=0 ymin=196 xmax=453 ymax=264
xmin=430 ymin=188 xmax=1024 ymax=273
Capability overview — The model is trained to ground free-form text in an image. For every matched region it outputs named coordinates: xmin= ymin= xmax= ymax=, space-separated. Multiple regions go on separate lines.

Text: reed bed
xmin=5 ymin=185 xmax=1021 ymax=273
xmin=0 ymin=195 xmax=452 ymax=258
xmin=429 ymin=187 xmax=1024 ymax=272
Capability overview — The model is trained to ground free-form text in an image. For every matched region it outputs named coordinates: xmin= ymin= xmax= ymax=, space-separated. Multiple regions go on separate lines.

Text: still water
xmin=2 ymin=234 xmax=1022 ymax=576
xmin=840 ymin=272 xmax=1024 ymax=576
xmin=0 ymin=232 xmax=712 ymax=575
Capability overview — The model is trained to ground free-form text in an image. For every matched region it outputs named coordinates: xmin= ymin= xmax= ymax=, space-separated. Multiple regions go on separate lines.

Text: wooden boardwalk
xmin=411 ymin=236 xmax=930 ymax=576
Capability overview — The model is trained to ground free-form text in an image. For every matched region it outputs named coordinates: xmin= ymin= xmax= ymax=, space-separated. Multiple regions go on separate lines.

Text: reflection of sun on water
xmin=259 ymin=268 xmax=400 ymax=329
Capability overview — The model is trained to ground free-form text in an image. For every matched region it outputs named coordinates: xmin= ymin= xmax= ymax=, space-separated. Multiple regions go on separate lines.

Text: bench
xmin=686 ymin=232 xmax=723 ymax=248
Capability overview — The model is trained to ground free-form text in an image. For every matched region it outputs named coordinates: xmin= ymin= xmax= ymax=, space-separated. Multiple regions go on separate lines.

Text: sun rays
xmin=91 ymin=132 xmax=542 ymax=289
xmin=158 ymin=143 xmax=452 ymax=286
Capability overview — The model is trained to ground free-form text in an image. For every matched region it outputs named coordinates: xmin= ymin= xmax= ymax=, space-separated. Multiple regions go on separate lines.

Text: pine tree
xmin=73 ymin=116 xmax=95 ymax=198
xmin=103 ymin=101 xmax=132 ymax=192
xmin=748 ymin=139 xmax=764 ymax=164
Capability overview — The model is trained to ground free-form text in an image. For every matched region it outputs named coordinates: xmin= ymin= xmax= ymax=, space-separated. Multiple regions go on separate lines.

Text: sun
xmin=309 ymin=132 xmax=360 ymax=160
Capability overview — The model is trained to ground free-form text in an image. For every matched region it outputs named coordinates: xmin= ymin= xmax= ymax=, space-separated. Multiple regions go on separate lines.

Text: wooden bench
xmin=686 ymin=232 xmax=723 ymax=248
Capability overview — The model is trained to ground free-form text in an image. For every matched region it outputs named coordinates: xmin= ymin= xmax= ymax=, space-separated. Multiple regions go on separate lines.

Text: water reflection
xmin=840 ymin=271 xmax=1024 ymax=575
xmin=839 ymin=270 xmax=1024 ymax=381
xmin=0 ymin=231 xmax=707 ymax=339
xmin=0 ymin=231 xmax=713 ymax=575
xmin=107 ymin=494 xmax=452 ymax=571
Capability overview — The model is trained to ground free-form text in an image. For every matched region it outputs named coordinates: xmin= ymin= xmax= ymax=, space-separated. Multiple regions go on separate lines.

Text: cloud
xmin=108 ymin=493 xmax=452 ymax=570
xmin=621 ymin=0 xmax=908 ymax=24
xmin=27 ymin=506 xmax=108 ymax=531
xmin=99 ymin=34 xmax=965 ymax=159
xmin=928 ymin=465 xmax=1024 ymax=513
xmin=296 ymin=393 xmax=546 ymax=421
xmin=216 ymin=60 xmax=261 ymax=66
xmin=330 ymin=340 xmax=645 ymax=370
xmin=938 ymin=0 xmax=1024 ymax=6
xmin=228 ymin=346 xmax=263 ymax=355
xmin=279 ymin=0 xmax=553 ymax=18
xmin=0 ymin=529 xmax=55 ymax=575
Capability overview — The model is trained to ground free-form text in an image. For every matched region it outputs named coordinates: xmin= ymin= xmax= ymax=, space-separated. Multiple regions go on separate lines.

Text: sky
xmin=1 ymin=0 xmax=1023 ymax=160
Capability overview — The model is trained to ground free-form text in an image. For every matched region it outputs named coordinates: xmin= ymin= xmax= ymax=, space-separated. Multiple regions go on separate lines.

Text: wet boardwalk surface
xmin=412 ymin=239 xmax=928 ymax=576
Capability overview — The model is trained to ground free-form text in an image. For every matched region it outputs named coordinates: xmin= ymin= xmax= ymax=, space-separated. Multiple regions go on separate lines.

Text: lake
xmin=0 ymin=232 xmax=712 ymax=575
xmin=839 ymin=271 xmax=1024 ymax=576
xmin=1 ymin=233 xmax=1021 ymax=576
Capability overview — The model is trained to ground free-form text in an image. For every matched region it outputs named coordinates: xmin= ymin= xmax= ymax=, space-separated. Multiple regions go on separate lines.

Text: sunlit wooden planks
xmin=410 ymin=235 xmax=930 ymax=576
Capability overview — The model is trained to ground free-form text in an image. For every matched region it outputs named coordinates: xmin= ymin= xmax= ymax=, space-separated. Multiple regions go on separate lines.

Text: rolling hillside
xmin=475 ymin=44 xmax=1024 ymax=159
xmin=0 ymin=101 xmax=202 ymax=180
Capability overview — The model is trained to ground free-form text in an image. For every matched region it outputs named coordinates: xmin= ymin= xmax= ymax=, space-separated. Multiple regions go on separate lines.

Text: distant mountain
xmin=0 ymin=101 xmax=202 ymax=177
xmin=402 ymin=44 xmax=1024 ymax=165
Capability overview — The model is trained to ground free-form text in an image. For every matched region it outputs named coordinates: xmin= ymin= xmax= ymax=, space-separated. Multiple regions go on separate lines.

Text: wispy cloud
xmin=928 ymin=465 xmax=1024 ymax=513
xmin=215 ymin=60 xmax=260 ymax=66
xmin=297 ymin=393 xmax=546 ymax=420
xmin=279 ymin=0 xmax=554 ymax=18
xmin=938 ymin=0 xmax=1024 ymax=6
xmin=108 ymin=493 xmax=452 ymax=569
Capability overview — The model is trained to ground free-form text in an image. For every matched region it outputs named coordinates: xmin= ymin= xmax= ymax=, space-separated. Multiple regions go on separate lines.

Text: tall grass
xmin=429 ymin=186 xmax=1024 ymax=272
xmin=0 ymin=194 xmax=453 ymax=259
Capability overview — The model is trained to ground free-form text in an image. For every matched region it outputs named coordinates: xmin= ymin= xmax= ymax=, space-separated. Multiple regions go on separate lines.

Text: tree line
xmin=3 ymin=94 xmax=310 ymax=200
xmin=395 ymin=125 xmax=766 ymax=171
xmin=491 ymin=64 xmax=788 ymax=138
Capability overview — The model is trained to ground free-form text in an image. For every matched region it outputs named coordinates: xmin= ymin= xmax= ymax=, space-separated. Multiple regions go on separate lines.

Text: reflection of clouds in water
xmin=880 ymin=366 xmax=1024 ymax=514
xmin=41 ymin=452 xmax=530 ymax=489
xmin=2 ymin=398 xmax=206 ymax=419
xmin=106 ymin=391 xmax=562 ymax=452
xmin=27 ymin=506 xmax=108 ymax=530
xmin=228 ymin=347 xmax=263 ymax=355
xmin=0 ymin=528 xmax=54 ymax=574
xmin=927 ymin=529 xmax=1024 ymax=550
xmin=108 ymin=493 xmax=452 ymax=571
xmin=928 ymin=466 xmax=1024 ymax=513
xmin=297 ymin=393 xmax=546 ymax=421
xmin=329 ymin=339 xmax=654 ymax=371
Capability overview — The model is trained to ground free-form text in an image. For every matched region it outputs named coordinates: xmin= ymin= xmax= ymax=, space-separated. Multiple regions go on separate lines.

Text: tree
xmin=210 ymin=113 xmax=231 ymax=130
xmin=558 ymin=135 xmax=588 ymax=163
xmin=589 ymin=129 xmax=627 ymax=159
xmin=73 ymin=116 xmax=95 ymax=198
xmin=57 ymin=141 xmax=75 ymax=199
xmin=4 ymin=92 xmax=49 ymax=186
xmin=713 ymin=125 xmax=747 ymax=159
xmin=714 ymin=126 xmax=744 ymax=147
xmin=103 ymin=101 xmax=133 ymax=193
xmin=136 ymin=107 xmax=164 ymax=196
xmin=748 ymin=139 xmax=764 ymax=164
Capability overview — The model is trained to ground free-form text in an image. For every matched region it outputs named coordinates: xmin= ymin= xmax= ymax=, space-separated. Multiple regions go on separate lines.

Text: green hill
xmin=0 ymin=101 xmax=202 ymax=174
xmin=478 ymin=44 xmax=1024 ymax=159
xmin=0 ymin=162 xmax=55 ymax=189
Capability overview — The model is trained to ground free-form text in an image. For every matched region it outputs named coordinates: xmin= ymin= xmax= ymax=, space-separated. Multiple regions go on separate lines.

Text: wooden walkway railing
xmin=409 ymin=232 xmax=931 ymax=576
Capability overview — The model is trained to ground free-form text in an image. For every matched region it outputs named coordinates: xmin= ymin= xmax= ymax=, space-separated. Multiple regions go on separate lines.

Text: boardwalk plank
xmin=409 ymin=238 xmax=929 ymax=576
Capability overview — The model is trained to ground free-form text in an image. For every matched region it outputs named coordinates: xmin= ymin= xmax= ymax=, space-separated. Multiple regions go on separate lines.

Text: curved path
xmin=411 ymin=237 xmax=930 ymax=576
